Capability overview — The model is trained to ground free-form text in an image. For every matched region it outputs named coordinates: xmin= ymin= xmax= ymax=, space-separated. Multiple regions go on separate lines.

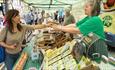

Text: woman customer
xmin=0 ymin=9 xmax=48 ymax=70
xmin=49 ymin=0 xmax=108 ymax=59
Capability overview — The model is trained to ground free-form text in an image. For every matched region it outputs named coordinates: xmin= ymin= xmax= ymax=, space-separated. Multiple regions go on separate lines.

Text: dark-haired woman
xmin=49 ymin=0 xmax=108 ymax=59
xmin=0 ymin=9 xmax=48 ymax=70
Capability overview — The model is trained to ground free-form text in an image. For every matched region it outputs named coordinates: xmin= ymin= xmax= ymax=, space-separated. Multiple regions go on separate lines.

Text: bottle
xmin=31 ymin=46 xmax=39 ymax=62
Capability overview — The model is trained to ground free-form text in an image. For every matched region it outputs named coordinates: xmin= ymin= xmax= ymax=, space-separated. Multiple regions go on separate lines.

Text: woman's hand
xmin=51 ymin=25 xmax=62 ymax=31
xmin=47 ymin=21 xmax=62 ymax=31
xmin=47 ymin=21 xmax=59 ymax=26
xmin=47 ymin=22 xmax=55 ymax=27
xmin=0 ymin=42 xmax=16 ymax=49
xmin=8 ymin=44 xmax=16 ymax=49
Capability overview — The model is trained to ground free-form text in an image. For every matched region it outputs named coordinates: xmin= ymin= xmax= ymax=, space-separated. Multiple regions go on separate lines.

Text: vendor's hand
xmin=47 ymin=22 xmax=54 ymax=27
xmin=45 ymin=23 xmax=53 ymax=27
xmin=51 ymin=25 xmax=61 ymax=31
xmin=47 ymin=21 xmax=58 ymax=27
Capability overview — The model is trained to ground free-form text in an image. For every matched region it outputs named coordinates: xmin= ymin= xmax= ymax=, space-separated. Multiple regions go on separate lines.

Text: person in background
xmin=58 ymin=9 xmax=64 ymax=24
xmin=54 ymin=11 xmax=58 ymax=22
xmin=49 ymin=0 xmax=108 ymax=58
xmin=0 ymin=9 xmax=49 ymax=70
xmin=34 ymin=12 xmax=38 ymax=25
xmin=39 ymin=10 xmax=45 ymax=24
xmin=23 ymin=10 xmax=34 ymax=25
xmin=29 ymin=10 xmax=34 ymax=25
xmin=63 ymin=7 xmax=75 ymax=25
xmin=0 ymin=17 xmax=3 ymax=27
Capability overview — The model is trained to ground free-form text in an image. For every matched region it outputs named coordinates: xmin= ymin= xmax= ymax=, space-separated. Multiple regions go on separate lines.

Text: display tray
xmin=13 ymin=30 xmax=115 ymax=70
xmin=42 ymin=39 xmax=115 ymax=70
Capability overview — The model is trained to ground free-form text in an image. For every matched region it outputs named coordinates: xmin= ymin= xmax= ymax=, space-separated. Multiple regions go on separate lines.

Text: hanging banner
xmin=99 ymin=11 xmax=115 ymax=34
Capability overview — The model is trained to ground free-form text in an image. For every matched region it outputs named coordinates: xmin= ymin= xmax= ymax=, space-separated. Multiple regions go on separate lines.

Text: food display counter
xmin=13 ymin=29 xmax=115 ymax=70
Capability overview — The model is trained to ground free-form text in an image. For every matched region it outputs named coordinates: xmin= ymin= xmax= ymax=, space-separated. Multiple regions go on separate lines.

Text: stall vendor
xmin=48 ymin=0 xmax=108 ymax=59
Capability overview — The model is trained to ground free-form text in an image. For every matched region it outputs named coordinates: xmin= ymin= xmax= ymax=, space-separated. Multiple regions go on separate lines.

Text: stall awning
xmin=23 ymin=0 xmax=82 ymax=9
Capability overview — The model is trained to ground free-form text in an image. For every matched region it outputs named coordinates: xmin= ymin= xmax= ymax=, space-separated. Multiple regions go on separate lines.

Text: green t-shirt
xmin=76 ymin=16 xmax=105 ymax=40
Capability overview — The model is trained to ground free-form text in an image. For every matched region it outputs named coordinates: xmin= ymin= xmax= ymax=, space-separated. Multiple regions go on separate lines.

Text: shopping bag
xmin=0 ymin=28 xmax=8 ymax=63
xmin=105 ymin=32 xmax=115 ymax=47
xmin=0 ymin=46 xmax=5 ymax=63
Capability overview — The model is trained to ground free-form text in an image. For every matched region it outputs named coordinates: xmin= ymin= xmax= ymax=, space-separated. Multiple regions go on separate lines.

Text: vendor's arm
xmin=65 ymin=24 xmax=76 ymax=27
xmin=51 ymin=25 xmax=80 ymax=34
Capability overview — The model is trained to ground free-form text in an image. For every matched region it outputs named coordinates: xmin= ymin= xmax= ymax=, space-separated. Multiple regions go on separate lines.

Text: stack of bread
xmin=13 ymin=52 xmax=28 ymax=70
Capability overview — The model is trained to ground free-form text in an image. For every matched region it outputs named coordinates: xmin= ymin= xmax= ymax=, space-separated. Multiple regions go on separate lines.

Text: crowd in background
xmin=18 ymin=7 xmax=75 ymax=26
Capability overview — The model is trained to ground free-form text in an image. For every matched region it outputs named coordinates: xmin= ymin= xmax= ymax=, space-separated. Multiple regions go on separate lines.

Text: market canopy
xmin=23 ymin=0 xmax=82 ymax=9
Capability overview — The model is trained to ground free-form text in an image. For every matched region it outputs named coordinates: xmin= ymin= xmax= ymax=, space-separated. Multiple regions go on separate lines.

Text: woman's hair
xmin=4 ymin=9 xmax=22 ymax=33
xmin=87 ymin=0 xmax=101 ymax=16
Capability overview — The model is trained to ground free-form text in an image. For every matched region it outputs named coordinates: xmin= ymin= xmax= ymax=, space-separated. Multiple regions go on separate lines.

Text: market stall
xmin=13 ymin=29 xmax=115 ymax=70
xmin=9 ymin=0 xmax=115 ymax=69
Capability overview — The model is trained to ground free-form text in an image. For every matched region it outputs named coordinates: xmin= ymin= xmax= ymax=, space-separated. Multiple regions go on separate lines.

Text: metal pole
xmin=3 ymin=0 xmax=8 ymax=14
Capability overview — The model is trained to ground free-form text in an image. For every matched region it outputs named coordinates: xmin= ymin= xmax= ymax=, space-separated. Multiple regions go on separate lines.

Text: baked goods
xmin=13 ymin=52 xmax=28 ymax=70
